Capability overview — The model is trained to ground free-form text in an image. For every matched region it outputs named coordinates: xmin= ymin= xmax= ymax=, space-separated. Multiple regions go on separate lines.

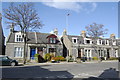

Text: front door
xmin=107 ymin=49 xmax=110 ymax=59
xmin=30 ymin=48 xmax=36 ymax=60
xmin=78 ymin=49 xmax=81 ymax=58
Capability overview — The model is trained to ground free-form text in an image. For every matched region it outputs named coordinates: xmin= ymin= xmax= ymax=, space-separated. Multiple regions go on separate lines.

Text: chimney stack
xmin=63 ymin=29 xmax=67 ymax=35
xmin=81 ymin=31 xmax=86 ymax=38
xmin=110 ymin=34 xmax=115 ymax=39
xmin=53 ymin=28 xmax=58 ymax=35
xmin=10 ymin=23 xmax=14 ymax=33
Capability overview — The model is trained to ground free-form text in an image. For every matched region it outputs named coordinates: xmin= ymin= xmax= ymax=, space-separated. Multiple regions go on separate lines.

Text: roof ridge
xmin=28 ymin=32 xmax=51 ymax=35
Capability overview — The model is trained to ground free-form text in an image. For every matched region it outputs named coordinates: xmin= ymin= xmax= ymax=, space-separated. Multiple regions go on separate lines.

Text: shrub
xmin=44 ymin=53 xmax=51 ymax=61
xmin=34 ymin=53 xmax=40 ymax=57
xmin=92 ymin=57 xmax=98 ymax=60
xmin=51 ymin=56 xmax=66 ymax=61
xmin=60 ymin=57 xmax=66 ymax=61
xmin=68 ymin=59 xmax=74 ymax=62
xmin=51 ymin=57 xmax=59 ymax=61
xmin=109 ymin=57 xmax=118 ymax=60
xmin=34 ymin=54 xmax=40 ymax=62
xmin=44 ymin=53 xmax=55 ymax=61
xmin=57 ymin=56 xmax=63 ymax=58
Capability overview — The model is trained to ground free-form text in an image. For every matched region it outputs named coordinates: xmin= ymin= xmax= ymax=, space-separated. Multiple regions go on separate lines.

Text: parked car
xmin=0 ymin=55 xmax=18 ymax=66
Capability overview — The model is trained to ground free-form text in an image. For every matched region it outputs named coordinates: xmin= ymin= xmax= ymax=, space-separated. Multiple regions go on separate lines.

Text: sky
xmin=1 ymin=1 xmax=118 ymax=39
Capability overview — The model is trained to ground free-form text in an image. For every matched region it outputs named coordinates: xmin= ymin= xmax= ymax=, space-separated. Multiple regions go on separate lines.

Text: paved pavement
xmin=0 ymin=60 xmax=119 ymax=79
xmin=24 ymin=60 xmax=118 ymax=66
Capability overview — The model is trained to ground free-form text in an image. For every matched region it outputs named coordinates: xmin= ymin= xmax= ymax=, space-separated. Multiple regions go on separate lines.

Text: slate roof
xmin=67 ymin=35 xmax=84 ymax=44
xmin=67 ymin=34 xmax=120 ymax=45
xmin=27 ymin=32 xmax=51 ymax=44
xmin=7 ymin=31 xmax=61 ymax=44
xmin=7 ymin=32 xmax=15 ymax=43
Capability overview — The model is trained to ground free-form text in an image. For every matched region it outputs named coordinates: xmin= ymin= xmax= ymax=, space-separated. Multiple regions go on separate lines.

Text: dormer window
xmin=49 ymin=38 xmax=56 ymax=43
xmin=16 ymin=35 xmax=23 ymax=42
xmin=15 ymin=33 xmax=24 ymax=42
xmin=105 ymin=40 xmax=109 ymax=45
xmin=86 ymin=40 xmax=90 ymax=44
xmin=47 ymin=34 xmax=58 ymax=44
xmin=84 ymin=38 xmax=92 ymax=44
xmin=72 ymin=38 xmax=77 ymax=43
xmin=102 ymin=40 xmax=105 ymax=45
xmin=73 ymin=39 xmax=77 ymax=43
xmin=112 ymin=40 xmax=116 ymax=45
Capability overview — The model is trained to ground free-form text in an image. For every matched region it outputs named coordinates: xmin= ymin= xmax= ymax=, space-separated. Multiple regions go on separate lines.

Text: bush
xmin=34 ymin=53 xmax=40 ymax=57
xmin=44 ymin=53 xmax=55 ymax=61
xmin=60 ymin=57 xmax=66 ymax=61
xmin=34 ymin=54 xmax=40 ymax=62
xmin=92 ymin=57 xmax=98 ymax=60
xmin=68 ymin=59 xmax=74 ymax=62
xmin=57 ymin=56 xmax=63 ymax=58
xmin=51 ymin=56 xmax=66 ymax=61
xmin=109 ymin=57 xmax=118 ymax=60
xmin=44 ymin=53 xmax=51 ymax=61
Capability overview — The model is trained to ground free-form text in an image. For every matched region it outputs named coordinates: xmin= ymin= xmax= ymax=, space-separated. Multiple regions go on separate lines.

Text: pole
xmin=66 ymin=13 xmax=70 ymax=62
xmin=66 ymin=14 xmax=70 ymax=31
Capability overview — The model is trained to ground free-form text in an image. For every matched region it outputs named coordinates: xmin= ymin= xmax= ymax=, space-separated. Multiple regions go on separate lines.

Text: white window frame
xmin=50 ymin=38 xmax=53 ymax=43
xmin=49 ymin=38 xmax=56 ymax=43
xmin=84 ymin=38 xmax=92 ymax=44
xmin=72 ymin=37 xmax=78 ymax=44
xmin=15 ymin=32 xmax=24 ymax=42
xmin=112 ymin=40 xmax=116 ymax=45
xmin=105 ymin=40 xmax=109 ymax=45
xmin=97 ymin=39 xmax=102 ymax=45
xmin=14 ymin=47 xmax=23 ymax=58
xmin=53 ymin=38 xmax=56 ymax=43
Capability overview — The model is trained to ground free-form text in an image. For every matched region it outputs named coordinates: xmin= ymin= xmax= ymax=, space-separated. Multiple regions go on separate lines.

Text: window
xmin=73 ymin=39 xmax=77 ymax=43
xmin=99 ymin=40 xmax=101 ymax=44
xmin=106 ymin=40 xmax=109 ymax=45
xmin=84 ymin=50 xmax=87 ymax=57
xmin=49 ymin=38 xmax=56 ymax=43
xmin=49 ymin=48 xmax=56 ymax=53
xmin=72 ymin=38 xmax=77 ymax=43
xmin=102 ymin=40 xmax=105 ymax=45
xmin=113 ymin=40 xmax=116 ymax=45
xmin=86 ymin=40 xmax=90 ymax=44
xmin=15 ymin=35 xmax=23 ymax=42
xmin=14 ymin=47 xmax=23 ymax=58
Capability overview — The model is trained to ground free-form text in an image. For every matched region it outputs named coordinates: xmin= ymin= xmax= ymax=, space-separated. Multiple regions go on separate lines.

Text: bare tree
xmin=3 ymin=3 xmax=43 ymax=64
xmin=85 ymin=23 xmax=108 ymax=61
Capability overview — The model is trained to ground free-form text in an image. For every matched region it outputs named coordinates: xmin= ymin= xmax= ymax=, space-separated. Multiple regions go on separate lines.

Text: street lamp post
xmin=66 ymin=13 xmax=70 ymax=62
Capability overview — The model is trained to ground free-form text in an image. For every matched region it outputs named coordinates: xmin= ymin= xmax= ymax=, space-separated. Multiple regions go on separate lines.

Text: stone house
xmin=0 ymin=13 xmax=5 ymax=55
xmin=62 ymin=29 xmax=119 ymax=61
xmin=5 ymin=25 xmax=63 ymax=62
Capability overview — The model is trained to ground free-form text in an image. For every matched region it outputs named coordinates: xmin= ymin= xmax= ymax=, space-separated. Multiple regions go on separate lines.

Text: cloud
xmin=91 ymin=3 xmax=97 ymax=12
xmin=42 ymin=2 xmax=82 ymax=12
xmin=42 ymin=1 xmax=97 ymax=13
xmin=82 ymin=2 xmax=97 ymax=13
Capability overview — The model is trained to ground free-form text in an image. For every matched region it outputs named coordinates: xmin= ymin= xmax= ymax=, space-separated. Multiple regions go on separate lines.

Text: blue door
xmin=30 ymin=48 xmax=36 ymax=60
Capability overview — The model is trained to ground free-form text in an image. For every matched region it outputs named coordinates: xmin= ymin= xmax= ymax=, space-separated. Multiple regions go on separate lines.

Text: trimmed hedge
xmin=109 ymin=57 xmax=118 ymax=60
xmin=92 ymin=57 xmax=99 ymax=60
xmin=51 ymin=56 xmax=66 ymax=61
